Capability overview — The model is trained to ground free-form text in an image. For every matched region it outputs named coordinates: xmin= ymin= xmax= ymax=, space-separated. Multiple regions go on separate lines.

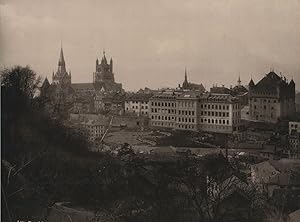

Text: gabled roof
xmin=254 ymin=71 xmax=287 ymax=91
xmin=251 ymin=161 xmax=280 ymax=183
xmin=41 ymin=77 xmax=50 ymax=88
xmin=289 ymin=209 xmax=300 ymax=222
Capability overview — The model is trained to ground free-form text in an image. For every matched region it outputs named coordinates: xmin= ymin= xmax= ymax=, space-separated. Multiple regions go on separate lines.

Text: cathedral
xmin=40 ymin=47 xmax=124 ymax=115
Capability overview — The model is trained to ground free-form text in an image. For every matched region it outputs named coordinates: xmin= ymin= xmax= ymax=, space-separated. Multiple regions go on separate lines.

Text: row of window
xmin=177 ymin=124 xmax=196 ymax=130
xmin=178 ymin=117 xmax=195 ymax=123
xmin=252 ymin=105 xmax=275 ymax=110
xmin=151 ymin=121 xmax=175 ymax=127
xmin=200 ymin=104 xmax=230 ymax=110
xmin=200 ymin=118 xmax=230 ymax=125
xmin=151 ymin=108 xmax=176 ymax=114
xmin=151 ymin=115 xmax=175 ymax=121
xmin=200 ymin=111 xmax=230 ymax=117
xmin=129 ymin=101 xmax=148 ymax=104
xmin=178 ymin=110 xmax=195 ymax=116
xmin=126 ymin=105 xmax=148 ymax=109
xmin=251 ymin=98 xmax=277 ymax=103
xmin=290 ymin=124 xmax=299 ymax=128
xmin=151 ymin=101 xmax=176 ymax=107
xmin=177 ymin=101 xmax=196 ymax=108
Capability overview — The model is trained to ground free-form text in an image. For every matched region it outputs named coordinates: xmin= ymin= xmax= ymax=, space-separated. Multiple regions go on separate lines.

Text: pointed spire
xmin=58 ymin=47 xmax=65 ymax=66
xmin=249 ymin=78 xmax=255 ymax=88
xmin=184 ymin=67 xmax=188 ymax=82
xmin=101 ymin=49 xmax=107 ymax=64
xmin=42 ymin=77 xmax=50 ymax=88
xmin=110 ymin=57 xmax=113 ymax=72
xmin=237 ymin=75 xmax=241 ymax=86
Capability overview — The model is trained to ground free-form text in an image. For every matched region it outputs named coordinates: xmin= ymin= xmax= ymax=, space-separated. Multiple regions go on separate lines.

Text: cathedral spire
xmin=58 ymin=47 xmax=65 ymax=66
xmin=57 ymin=47 xmax=67 ymax=74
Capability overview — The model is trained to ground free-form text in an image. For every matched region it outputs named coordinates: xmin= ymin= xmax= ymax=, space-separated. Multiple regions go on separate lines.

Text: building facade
xmin=198 ymin=93 xmax=241 ymax=133
xmin=148 ymin=91 xmax=242 ymax=133
xmin=80 ymin=119 xmax=109 ymax=142
xmin=125 ymin=93 xmax=153 ymax=116
xmin=149 ymin=93 xmax=177 ymax=128
xmin=175 ymin=93 xmax=198 ymax=131
xmin=248 ymin=71 xmax=295 ymax=123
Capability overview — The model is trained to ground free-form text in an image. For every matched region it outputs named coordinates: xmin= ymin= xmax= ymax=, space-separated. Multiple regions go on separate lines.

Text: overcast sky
xmin=1 ymin=0 xmax=300 ymax=91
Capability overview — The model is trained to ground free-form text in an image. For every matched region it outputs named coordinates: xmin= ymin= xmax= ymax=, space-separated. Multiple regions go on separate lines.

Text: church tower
xmin=52 ymin=47 xmax=71 ymax=86
xmin=182 ymin=68 xmax=189 ymax=89
xmin=93 ymin=50 xmax=115 ymax=83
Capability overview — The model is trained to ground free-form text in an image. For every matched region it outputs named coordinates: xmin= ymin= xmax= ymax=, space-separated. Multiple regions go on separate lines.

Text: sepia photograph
xmin=1 ymin=0 xmax=300 ymax=221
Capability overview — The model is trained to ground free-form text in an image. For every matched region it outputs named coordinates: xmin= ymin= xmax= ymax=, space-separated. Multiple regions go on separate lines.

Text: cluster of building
xmin=251 ymin=159 xmax=300 ymax=208
xmin=40 ymin=47 xmax=299 ymax=150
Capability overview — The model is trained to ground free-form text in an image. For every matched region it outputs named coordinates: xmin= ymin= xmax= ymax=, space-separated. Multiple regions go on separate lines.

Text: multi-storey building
xmin=149 ymin=91 xmax=242 ymax=134
xmin=175 ymin=93 xmax=198 ymax=131
xmin=125 ymin=93 xmax=153 ymax=116
xmin=198 ymin=93 xmax=241 ymax=133
xmin=80 ymin=119 xmax=109 ymax=142
xmin=248 ymin=71 xmax=295 ymax=123
xmin=149 ymin=93 xmax=177 ymax=128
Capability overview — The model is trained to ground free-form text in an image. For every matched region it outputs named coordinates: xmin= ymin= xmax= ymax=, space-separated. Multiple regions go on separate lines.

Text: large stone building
xmin=198 ymin=93 xmax=242 ymax=133
xmin=148 ymin=91 xmax=242 ymax=134
xmin=248 ymin=71 xmax=295 ymax=123
xmin=41 ymin=48 xmax=125 ymax=116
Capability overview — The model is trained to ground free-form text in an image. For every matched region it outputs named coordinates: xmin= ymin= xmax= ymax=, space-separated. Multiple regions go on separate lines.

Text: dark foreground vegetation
xmin=1 ymin=66 xmax=290 ymax=222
